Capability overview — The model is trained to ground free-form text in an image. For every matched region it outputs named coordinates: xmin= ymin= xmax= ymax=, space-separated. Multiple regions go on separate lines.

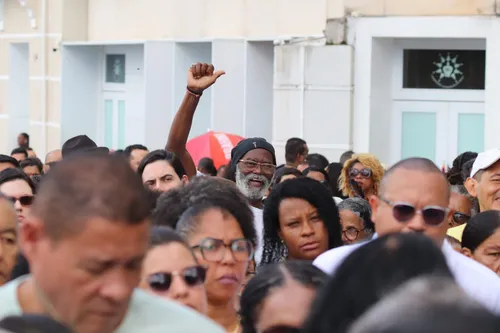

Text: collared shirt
xmin=313 ymin=235 xmax=500 ymax=315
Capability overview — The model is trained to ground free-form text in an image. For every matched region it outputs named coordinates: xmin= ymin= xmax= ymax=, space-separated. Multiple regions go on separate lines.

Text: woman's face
xmin=349 ymin=162 xmax=375 ymax=195
xmin=278 ymin=198 xmax=329 ymax=261
xmin=142 ymin=160 xmax=186 ymax=193
xmin=339 ymin=210 xmax=370 ymax=245
xmin=467 ymin=229 xmax=500 ymax=276
xmin=0 ymin=179 xmax=34 ymax=223
xmin=256 ymin=279 xmax=317 ymax=333
xmin=140 ymin=243 xmax=207 ymax=314
xmin=187 ymin=208 xmax=249 ymax=305
xmin=447 ymin=192 xmax=473 ymax=228
xmin=0 ymin=200 xmax=18 ymax=286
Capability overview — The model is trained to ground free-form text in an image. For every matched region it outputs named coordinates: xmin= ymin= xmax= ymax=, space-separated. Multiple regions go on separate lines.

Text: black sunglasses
xmin=379 ymin=197 xmax=449 ymax=226
xmin=453 ymin=212 xmax=471 ymax=225
xmin=147 ymin=266 xmax=206 ymax=292
xmin=6 ymin=195 xmax=34 ymax=207
xmin=349 ymin=168 xmax=372 ymax=179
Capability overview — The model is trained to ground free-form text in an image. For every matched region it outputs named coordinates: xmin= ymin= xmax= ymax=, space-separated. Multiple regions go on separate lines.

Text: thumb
xmin=213 ymin=70 xmax=226 ymax=79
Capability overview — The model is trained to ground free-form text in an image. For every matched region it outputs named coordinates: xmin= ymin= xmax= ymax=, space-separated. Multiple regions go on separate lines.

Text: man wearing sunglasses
xmin=314 ymin=157 xmax=500 ymax=315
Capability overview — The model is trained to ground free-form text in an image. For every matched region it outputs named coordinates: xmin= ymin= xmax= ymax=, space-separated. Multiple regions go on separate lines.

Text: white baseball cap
xmin=470 ymin=149 xmax=500 ymax=178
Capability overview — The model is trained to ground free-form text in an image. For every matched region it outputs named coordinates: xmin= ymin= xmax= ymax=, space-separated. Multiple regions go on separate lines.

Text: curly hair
xmin=152 ymin=176 xmax=257 ymax=247
xmin=240 ymin=261 xmax=327 ymax=333
xmin=338 ymin=153 xmax=385 ymax=198
xmin=446 ymin=151 xmax=478 ymax=185
xmin=261 ymin=177 xmax=342 ymax=265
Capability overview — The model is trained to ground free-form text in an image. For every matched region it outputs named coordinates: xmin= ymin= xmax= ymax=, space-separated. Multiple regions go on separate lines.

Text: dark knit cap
xmin=230 ymin=138 xmax=276 ymax=167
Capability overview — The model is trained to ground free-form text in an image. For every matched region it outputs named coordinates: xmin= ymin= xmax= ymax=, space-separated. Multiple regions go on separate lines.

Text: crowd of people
xmin=0 ymin=63 xmax=499 ymax=333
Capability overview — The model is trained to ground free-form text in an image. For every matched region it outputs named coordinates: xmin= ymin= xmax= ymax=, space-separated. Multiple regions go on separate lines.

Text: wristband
xmin=187 ymin=86 xmax=202 ymax=98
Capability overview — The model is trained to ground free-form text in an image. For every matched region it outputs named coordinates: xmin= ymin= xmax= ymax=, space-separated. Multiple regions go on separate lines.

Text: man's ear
xmin=461 ymin=247 xmax=473 ymax=258
xmin=19 ymin=217 xmax=45 ymax=262
xmin=369 ymin=195 xmax=380 ymax=226
xmin=465 ymin=177 xmax=477 ymax=198
xmin=181 ymin=175 xmax=189 ymax=184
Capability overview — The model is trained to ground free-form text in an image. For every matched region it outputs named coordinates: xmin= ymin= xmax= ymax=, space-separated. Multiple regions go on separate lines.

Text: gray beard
xmin=235 ymin=167 xmax=270 ymax=201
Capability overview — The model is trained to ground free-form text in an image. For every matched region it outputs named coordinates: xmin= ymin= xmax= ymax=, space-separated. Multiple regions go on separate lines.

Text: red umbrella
xmin=187 ymin=131 xmax=245 ymax=169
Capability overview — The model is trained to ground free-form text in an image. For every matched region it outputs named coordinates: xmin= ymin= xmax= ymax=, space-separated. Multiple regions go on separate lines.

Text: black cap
xmin=230 ymin=137 xmax=276 ymax=167
xmin=61 ymin=135 xmax=109 ymax=158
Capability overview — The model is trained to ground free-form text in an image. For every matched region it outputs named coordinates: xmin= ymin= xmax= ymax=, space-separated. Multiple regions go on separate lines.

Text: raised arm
xmin=166 ymin=63 xmax=225 ymax=179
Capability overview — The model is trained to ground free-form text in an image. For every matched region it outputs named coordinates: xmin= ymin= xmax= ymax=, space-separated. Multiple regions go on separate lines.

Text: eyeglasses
xmin=238 ymin=160 xmax=276 ymax=174
xmin=452 ymin=212 xmax=471 ymax=225
xmin=6 ymin=195 xmax=34 ymax=207
xmin=191 ymin=238 xmax=254 ymax=262
xmin=379 ymin=197 xmax=449 ymax=226
xmin=349 ymin=168 xmax=372 ymax=179
xmin=342 ymin=226 xmax=366 ymax=241
xmin=147 ymin=266 xmax=206 ymax=292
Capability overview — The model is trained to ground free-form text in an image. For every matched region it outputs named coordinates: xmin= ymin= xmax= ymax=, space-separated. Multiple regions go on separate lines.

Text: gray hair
xmin=338 ymin=198 xmax=374 ymax=234
xmin=348 ymin=276 xmax=499 ymax=333
xmin=450 ymin=185 xmax=478 ymax=216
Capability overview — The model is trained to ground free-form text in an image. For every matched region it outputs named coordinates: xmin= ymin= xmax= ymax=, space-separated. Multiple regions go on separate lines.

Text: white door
xmin=101 ymin=92 xmax=126 ymax=150
xmin=392 ymin=101 xmax=484 ymax=167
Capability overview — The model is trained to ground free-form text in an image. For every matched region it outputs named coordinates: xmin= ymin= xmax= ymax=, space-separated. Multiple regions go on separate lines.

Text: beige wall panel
xmin=244 ymin=0 xmax=279 ymax=37
xmin=28 ymin=124 xmax=44 ymax=153
xmin=88 ymin=0 xmax=172 ymax=40
xmin=0 ymin=119 xmax=9 ymax=154
xmin=204 ymin=0 xmax=244 ymax=37
xmin=46 ymin=81 xmax=60 ymax=123
xmin=0 ymin=81 xmax=8 ymax=115
xmin=62 ymin=0 xmax=89 ymax=41
xmin=277 ymin=0 xmax=329 ymax=36
xmin=171 ymin=0 xmax=205 ymax=38
xmin=47 ymin=126 xmax=61 ymax=151
xmin=3 ymin=0 xmax=40 ymax=34
xmin=384 ymin=0 xmax=496 ymax=16
xmin=47 ymin=40 xmax=61 ymax=77
xmin=28 ymin=80 xmax=43 ymax=122
xmin=47 ymin=0 xmax=63 ymax=34
xmin=344 ymin=0 xmax=385 ymax=16
xmin=28 ymin=38 xmax=43 ymax=77
xmin=0 ymin=40 xmax=10 ymax=76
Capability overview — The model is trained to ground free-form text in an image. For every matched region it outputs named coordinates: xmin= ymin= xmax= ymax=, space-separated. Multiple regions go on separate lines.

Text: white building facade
xmin=0 ymin=0 xmax=499 ymax=166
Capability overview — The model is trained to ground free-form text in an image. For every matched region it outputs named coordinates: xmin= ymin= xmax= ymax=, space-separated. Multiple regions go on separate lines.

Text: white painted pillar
xmin=484 ymin=18 xmax=500 ymax=150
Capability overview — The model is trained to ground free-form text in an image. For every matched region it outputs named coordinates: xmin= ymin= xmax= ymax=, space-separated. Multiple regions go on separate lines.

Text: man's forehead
xmin=382 ymin=168 xmax=449 ymax=196
xmin=243 ymin=148 xmax=273 ymax=161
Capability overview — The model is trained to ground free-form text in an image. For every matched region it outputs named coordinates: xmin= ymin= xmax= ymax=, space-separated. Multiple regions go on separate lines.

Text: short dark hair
xmin=0 ymin=168 xmax=36 ymax=194
xmin=175 ymin=180 xmax=257 ymax=247
xmin=137 ymin=150 xmax=186 ymax=179
xmin=153 ymin=177 xmax=256 ymax=246
xmin=0 ymin=155 xmax=19 ymax=168
xmin=462 ymin=210 xmax=500 ymax=252
xmin=20 ymin=158 xmax=44 ymax=173
xmin=19 ymin=132 xmax=30 ymax=144
xmin=124 ymin=144 xmax=148 ymax=158
xmin=302 ymin=233 xmax=453 ymax=333
xmin=285 ymin=138 xmax=307 ymax=164
xmin=446 ymin=152 xmax=478 ymax=185
xmin=149 ymin=226 xmax=193 ymax=255
xmin=340 ymin=150 xmax=355 ymax=166
xmin=198 ymin=157 xmax=217 ymax=176
xmin=380 ymin=157 xmax=449 ymax=197
xmin=271 ymin=167 xmax=303 ymax=187
xmin=262 ymin=177 xmax=342 ymax=264
xmin=10 ymin=148 xmax=28 ymax=158
xmin=305 ymin=153 xmax=329 ymax=170
xmin=32 ymin=153 xmax=152 ymax=240
xmin=240 ymin=261 xmax=327 ymax=333
xmin=461 ymin=158 xmax=476 ymax=181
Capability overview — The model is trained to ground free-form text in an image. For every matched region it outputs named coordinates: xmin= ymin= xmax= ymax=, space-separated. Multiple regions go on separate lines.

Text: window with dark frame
xmin=403 ymin=49 xmax=485 ymax=90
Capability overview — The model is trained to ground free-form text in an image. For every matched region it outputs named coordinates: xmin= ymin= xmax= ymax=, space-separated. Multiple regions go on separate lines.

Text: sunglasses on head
xmin=6 ymin=195 xmax=34 ymax=207
xmin=349 ymin=168 xmax=372 ymax=179
xmin=379 ymin=197 xmax=449 ymax=226
xmin=452 ymin=212 xmax=471 ymax=225
xmin=147 ymin=266 xmax=206 ymax=292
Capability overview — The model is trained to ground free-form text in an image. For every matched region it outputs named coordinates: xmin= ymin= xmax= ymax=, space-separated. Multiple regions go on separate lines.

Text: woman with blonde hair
xmin=339 ymin=153 xmax=384 ymax=199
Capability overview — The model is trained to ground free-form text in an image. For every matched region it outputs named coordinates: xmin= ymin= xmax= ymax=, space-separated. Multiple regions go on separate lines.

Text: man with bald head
xmin=0 ymin=196 xmax=18 ymax=287
xmin=314 ymin=157 xmax=500 ymax=314
xmin=43 ymin=149 xmax=61 ymax=173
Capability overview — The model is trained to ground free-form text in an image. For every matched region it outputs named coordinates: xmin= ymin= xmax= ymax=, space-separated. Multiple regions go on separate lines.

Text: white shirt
xmin=0 ymin=276 xmax=224 ymax=333
xmin=251 ymin=206 xmax=264 ymax=265
xmin=314 ymin=236 xmax=500 ymax=315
